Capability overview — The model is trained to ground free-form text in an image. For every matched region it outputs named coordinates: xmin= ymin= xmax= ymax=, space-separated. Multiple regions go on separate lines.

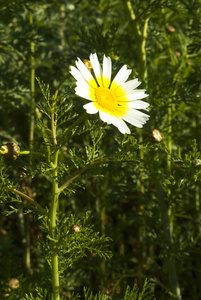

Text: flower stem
xmin=58 ymin=143 xmax=136 ymax=194
xmin=51 ymin=73 xmax=71 ymax=147
xmin=49 ymin=150 xmax=60 ymax=300
xmin=49 ymin=79 xmax=62 ymax=300
xmin=123 ymin=0 xmax=150 ymax=80
xmin=47 ymin=72 xmax=74 ymax=299
xmin=20 ymin=7 xmax=35 ymax=275
xmin=29 ymin=9 xmax=35 ymax=149
xmin=156 ymin=176 xmax=182 ymax=299
xmin=10 ymin=188 xmax=47 ymax=215
xmin=51 ymin=106 xmax=57 ymax=146
xmin=58 ymin=155 xmax=111 ymax=194
xmin=19 ymin=150 xmax=45 ymax=156
xmin=59 ymin=113 xmax=87 ymax=146
xmin=123 ymin=0 xmax=150 ymax=186
xmin=165 ymin=35 xmax=182 ymax=299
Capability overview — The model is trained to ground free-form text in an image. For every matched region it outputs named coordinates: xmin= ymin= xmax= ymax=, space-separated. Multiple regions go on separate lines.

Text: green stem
xmin=51 ymin=106 xmax=57 ymax=146
xmin=48 ymin=76 xmax=86 ymax=299
xmin=49 ymin=150 xmax=60 ymax=300
xmin=29 ymin=10 xmax=35 ymax=149
xmin=19 ymin=151 xmax=45 ymax=156
xmin=59 ymin=113 xmax=87 ymax=145
xmin=167 ymin=97 xmax=172 ymax=174
xmin=156 ymin=176 xmax=182 ymax=299
xmin=123 ymin=0 xmax=150 ymax=80
xmin=24 ymin=8 xmax=35 ymax=275
xmin=162 ymin=27 xmax=182 ymax=300
xmin=35 ymin=108 xmax=52 ymax=160
xmin=123 ymin=0 xmax=150 ymax=194
xmin=124 ymin=3 xmax=150 ymax=267
xmin=53 ymin=74 xmax=70 ymax=102
xmin=58 ymin=155 xmax=110 ymax=193
xmin=124 ymin=1 xmax=140 ymax=36
xmin=167 ymin=35 xmax=175 ymax=66
xmin=58 ymin=140 xmax=137 ymax=194
xmin=141 ymin=16 xmax=150 ymax=81
xmin=50 ymin=86 xmax=60 ymax=299
xmin=11 ymin=188 xmax=47 ymax=215
xmin=51 ymin=73 xmax=71 ymax=147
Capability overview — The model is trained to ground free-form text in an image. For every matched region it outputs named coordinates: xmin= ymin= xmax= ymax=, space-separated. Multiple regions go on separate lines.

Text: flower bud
xmin=195 ymin=159 xmax=201 ymax=167
xmin=1 ymin=142 xmax=20 ymax=160
xmin=166 ymin=25 xmax=175 ymax=33
xmin=152 ymin=129 xmax=163 ymax=142
xmin=72 ymin=224 xmax=81 ymax=232
xmin=175 ymin=51 xmax=181 ymax=57
xmin=8 ymin=278 xmax=20 ymax=289
xmin=35 ymin=107 xmax=42 ymax=119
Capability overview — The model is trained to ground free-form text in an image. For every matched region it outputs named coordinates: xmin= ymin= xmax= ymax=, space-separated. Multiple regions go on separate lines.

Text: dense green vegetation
xmin=0 ymin=0 xmax=200 ymax=299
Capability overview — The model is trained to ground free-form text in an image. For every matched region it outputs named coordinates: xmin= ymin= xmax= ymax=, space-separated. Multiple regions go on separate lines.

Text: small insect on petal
xmin=72 ymin=224 xmax=81 ymax=232
xmin=152 ymin=129 xmax=163 ymax=142
xmin=82 ymin=59 xmax=93 ymax=72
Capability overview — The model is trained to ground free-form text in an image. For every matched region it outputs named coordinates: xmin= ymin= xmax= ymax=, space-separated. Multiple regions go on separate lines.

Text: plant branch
xmin=10 ymin=187 xmax=47 ymax=215
xmin=49 ymin=151 xmax=60 ymax=300
xmin=58 ymin=113 xmax=87 ymax=147
xmin=51 ymin=106 xmax=57 ymax=146
xmin=29 ymin=10 xmax=35 ymax=149
xmin=58 ymin=154 xmax=118 ymax=194
xmin=123 ymin=0 xmax=150 ymax=79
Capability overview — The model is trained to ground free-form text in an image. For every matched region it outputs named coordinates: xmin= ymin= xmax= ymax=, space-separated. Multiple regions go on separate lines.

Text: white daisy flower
xmin=70 ymin=53 xmax=149 ymax=134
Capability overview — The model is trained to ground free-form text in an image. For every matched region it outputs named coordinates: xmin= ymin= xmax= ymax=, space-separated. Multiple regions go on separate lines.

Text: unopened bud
xmin=35 ymin=107 xmax=42 ymax=119
xmin=195 ymin=159 xmax=201 ymax=167
xmin=72 ymin=224 xmax=81 ymax=232
xmin=82 ymin=59 xmax=93 ymax=72
xmin=0 ymin=142 xmax=20 ymax=160
xmin=175 ymin=51 xmax=181 ymax=57
xmin=152 ymin=129 xmax=163 ymax=142
xmin=8 ymin=278 xmax=20 ymax=289
xmin=166 ymin=25 xmax=175 ymax=33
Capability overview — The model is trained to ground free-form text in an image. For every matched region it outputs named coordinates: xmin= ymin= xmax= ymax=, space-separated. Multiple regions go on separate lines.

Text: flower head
xmin=70 ymin=53 xmax=149 ymax=134
xmin=0 ymin=142 xmax=20 ymax=160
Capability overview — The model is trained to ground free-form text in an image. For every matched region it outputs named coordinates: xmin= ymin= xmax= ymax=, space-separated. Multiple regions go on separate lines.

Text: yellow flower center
xmin=95 ymin=87 xmax=117 ymax=112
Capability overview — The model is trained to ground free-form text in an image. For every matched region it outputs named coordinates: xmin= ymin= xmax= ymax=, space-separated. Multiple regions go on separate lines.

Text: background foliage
xmin=0 ymin=0 xmax=201 ymax=299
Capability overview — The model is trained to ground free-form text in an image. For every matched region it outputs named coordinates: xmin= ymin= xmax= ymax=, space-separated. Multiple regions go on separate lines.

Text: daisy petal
xmin=102 ymin=55 xmax=112 ymax=88
xmin=83 ymin=102 xmax=98 ymax=114
xmin=127 ymin=100 xmax=150 ymax=109
xmin=99 ymin=111 xmax=130 ymax=134
xmin=70 ymin=66 xmax=85 ymax=82
xmin=75 ymin=58 xmax=94 ymax=84
xmin=111 ymin=115 xmax=130 ymax=134
xmin=99 ymin=110 xmax=112 ymax=124
xmin=111 ymin=65 xmax=132 ymax=88
xmin=123 ymin=109 xmax=149 ymax=128
xmin=75 ymin=86 xmax=92 ymax=101
xmin=121 ymin=79 xmax=141 ymax=92
xmin=90 ymin=53 xmax=102 ymax=86
xmin=127 ymin=90 xmax=149 ymax=100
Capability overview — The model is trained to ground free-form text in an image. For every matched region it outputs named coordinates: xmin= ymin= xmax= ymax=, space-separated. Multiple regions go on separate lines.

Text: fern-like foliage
xmin=83 ymin=279 xmax=155 ymax=300
xmin=122 ymin=279 xmax=156 ymax=300
xmin=21 ymin=288 xmax=81 ymax=300
xmin=84 ymin=287 xmax=112 ymax=300
xmin=21 ymin=287 xmax=50 ymax=300
xmin=38 ymin=211 xmax=112 ymax=281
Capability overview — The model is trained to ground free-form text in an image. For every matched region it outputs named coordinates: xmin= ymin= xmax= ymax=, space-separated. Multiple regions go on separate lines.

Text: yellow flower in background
xmin=70 ymin=53 xmax=149 ymax=134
